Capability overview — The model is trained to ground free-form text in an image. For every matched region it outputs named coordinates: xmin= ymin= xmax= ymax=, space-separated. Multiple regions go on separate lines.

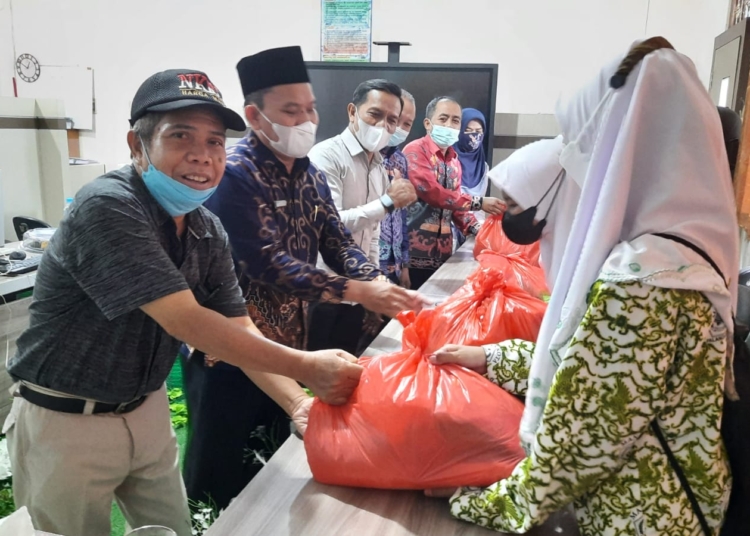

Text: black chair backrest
xmin=12 ymin=216 xmax=52 ymax=241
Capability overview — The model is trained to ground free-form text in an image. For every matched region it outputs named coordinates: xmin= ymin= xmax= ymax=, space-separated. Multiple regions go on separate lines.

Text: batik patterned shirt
xmin=204 ymin=133 xmax=382 ymax=350
xmin=452 ymin=280 xmax=730 ymax=536
xmin=403 ymin=136 xmax=481 ymax=270
xmin=378 ymin=146 xmax=410 ymax=281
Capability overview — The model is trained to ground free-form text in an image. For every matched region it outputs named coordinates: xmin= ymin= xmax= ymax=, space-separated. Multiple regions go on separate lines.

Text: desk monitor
xmin=305 ymin=62 xmax=499 ymax=166
xmin=710 ymin=18 xmax=750 ymax=115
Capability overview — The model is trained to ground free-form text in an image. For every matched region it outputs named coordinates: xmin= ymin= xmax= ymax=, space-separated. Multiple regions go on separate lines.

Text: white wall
xmin=0 ymin=0 xmax=15 ymax=99
xmin=0 ymin=96 xmax=70 ymax=241
xmin=0 ymin=0 xmax=730 ymax=171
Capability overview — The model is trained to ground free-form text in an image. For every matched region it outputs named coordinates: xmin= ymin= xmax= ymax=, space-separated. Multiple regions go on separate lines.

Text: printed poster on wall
xmin=321 ymin=0 xmax=372 ymax=62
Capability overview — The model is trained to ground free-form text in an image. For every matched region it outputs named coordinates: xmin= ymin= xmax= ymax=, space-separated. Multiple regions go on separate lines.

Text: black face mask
xmin=501 ymin=169 xmax=565 ymax=246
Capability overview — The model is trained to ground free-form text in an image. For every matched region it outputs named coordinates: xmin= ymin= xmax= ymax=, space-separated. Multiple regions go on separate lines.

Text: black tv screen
xmin=305 ymin=62 xmax=498 ymax=165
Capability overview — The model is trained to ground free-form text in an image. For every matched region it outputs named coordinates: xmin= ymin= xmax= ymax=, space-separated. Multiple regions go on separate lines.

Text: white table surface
xmin=0 ymin=242 xmax=38 ymax=298
xmin=206 ymin=238 xmax=580 ymax=536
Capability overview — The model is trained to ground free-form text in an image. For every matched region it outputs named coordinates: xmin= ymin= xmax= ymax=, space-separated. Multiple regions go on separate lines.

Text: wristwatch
xmin=380 ymin=194 xmax=395 ymax=213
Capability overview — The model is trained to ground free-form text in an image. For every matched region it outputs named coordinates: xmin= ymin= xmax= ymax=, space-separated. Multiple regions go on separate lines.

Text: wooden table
xmin=207 ymin=435 xmax=578 ymax=536
xmin=206 ymin=238 xmax=580 ymax=536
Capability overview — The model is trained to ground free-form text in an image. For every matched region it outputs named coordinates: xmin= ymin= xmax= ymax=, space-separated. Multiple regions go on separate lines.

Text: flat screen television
xmin=305 ymin=62 xmax=499 ymax=165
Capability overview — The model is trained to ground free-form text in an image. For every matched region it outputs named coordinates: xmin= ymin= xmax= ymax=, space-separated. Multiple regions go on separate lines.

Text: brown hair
xmin=609 ymin=37 xmax=676 ymax=89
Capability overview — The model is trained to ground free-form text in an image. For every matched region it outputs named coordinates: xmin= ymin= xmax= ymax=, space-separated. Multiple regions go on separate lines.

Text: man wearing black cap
xmin=3 ymin=68 xmax=363 ymax=536
xmin=186 ymin=46 xmax=427 ymax=509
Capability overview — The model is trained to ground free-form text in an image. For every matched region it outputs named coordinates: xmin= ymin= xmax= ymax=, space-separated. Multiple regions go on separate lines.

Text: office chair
xmin=12 ymin=216 xmax=52 ymax=241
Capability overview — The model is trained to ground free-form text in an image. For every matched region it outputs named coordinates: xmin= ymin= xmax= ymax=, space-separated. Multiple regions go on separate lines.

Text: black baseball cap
xmin=129 ymin=69 xmax=245 ymax=131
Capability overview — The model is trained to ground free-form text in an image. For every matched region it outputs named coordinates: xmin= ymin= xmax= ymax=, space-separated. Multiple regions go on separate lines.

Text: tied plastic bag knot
xmin=469 ymin=267 xmax=506 ymax=294
xmin=397 ymin=309 xmax=435 ymax=356
xmin=474 ymin=215 xmax=541 ymax=265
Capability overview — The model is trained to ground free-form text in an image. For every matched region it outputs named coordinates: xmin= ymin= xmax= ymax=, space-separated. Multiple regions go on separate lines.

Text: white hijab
xmin=520 ymin=46 xmax=739 ymax=450
xmin=488 ymin=136 xmax=580 ymax=289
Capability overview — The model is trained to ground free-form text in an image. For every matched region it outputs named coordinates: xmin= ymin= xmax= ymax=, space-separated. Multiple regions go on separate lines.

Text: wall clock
xmin=16 ymin=53 xmax=41 ymax=83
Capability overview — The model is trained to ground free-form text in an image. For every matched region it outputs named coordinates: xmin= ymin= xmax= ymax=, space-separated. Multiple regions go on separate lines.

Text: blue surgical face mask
xmin=138 ymin=137 xmax=217 ymax=217
xmin=429 ymin=124 xmax=460 ymax=148
xmin=387 ymin=127 xmax=409 ymax=147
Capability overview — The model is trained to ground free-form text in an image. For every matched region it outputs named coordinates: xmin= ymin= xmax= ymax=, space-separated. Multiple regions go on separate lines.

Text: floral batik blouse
xmin=452 ymin=280 xmax=731 ymax=536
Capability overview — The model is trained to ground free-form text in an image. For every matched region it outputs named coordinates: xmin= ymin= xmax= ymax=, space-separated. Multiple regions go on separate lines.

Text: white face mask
xmin=258 ymin=110 xmax=317 ymax=159
xmin=353 ymin=111 xmax=390 ymax=152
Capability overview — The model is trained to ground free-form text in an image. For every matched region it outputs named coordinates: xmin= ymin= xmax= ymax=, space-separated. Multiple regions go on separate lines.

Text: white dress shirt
xmin=309 ymin=127 xmax=389 ymax=266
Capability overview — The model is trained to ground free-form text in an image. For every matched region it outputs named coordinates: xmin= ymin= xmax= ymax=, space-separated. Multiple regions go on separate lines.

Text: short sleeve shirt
xmin=7 ymin=165 xmax=247 ymax=403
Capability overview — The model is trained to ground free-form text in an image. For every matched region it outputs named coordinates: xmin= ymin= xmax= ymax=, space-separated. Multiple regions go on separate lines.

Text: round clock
xmin=16 ymin=53 xmax=41 ymax=83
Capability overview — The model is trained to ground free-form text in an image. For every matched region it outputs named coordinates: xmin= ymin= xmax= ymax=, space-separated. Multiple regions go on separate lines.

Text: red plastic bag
xmin=474 ymin=215 xmax=541 ymax=266
xmin=305 ymin=310 xmax=526 ymax=489
xmin=477 ymin=251 xmax=549 ymax=300
xmin=427 ymin=266 xmax=547 ymax=347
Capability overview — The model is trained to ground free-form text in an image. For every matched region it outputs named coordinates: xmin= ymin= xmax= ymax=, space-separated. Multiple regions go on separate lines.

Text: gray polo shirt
xmin=7 ymin=166 xmax=247 ymax=403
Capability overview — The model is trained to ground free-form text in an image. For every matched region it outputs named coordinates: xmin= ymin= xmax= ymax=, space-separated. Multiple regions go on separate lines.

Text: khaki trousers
xmin=3 ymin=384 xmax=191 ymax=536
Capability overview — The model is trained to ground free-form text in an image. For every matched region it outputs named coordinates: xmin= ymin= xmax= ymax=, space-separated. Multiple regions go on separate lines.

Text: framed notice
xmin=321 ymin=0 xmax=372 ymax=62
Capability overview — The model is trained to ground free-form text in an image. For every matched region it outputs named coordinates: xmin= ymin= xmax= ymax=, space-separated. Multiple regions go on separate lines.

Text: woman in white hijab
xmin=429 ymin=137 xmax=579 ymax=394
xmin=488 ymin=135 xmax=578 ymax=290
xmin=431 ymin=38 xmax=738 ymax=535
